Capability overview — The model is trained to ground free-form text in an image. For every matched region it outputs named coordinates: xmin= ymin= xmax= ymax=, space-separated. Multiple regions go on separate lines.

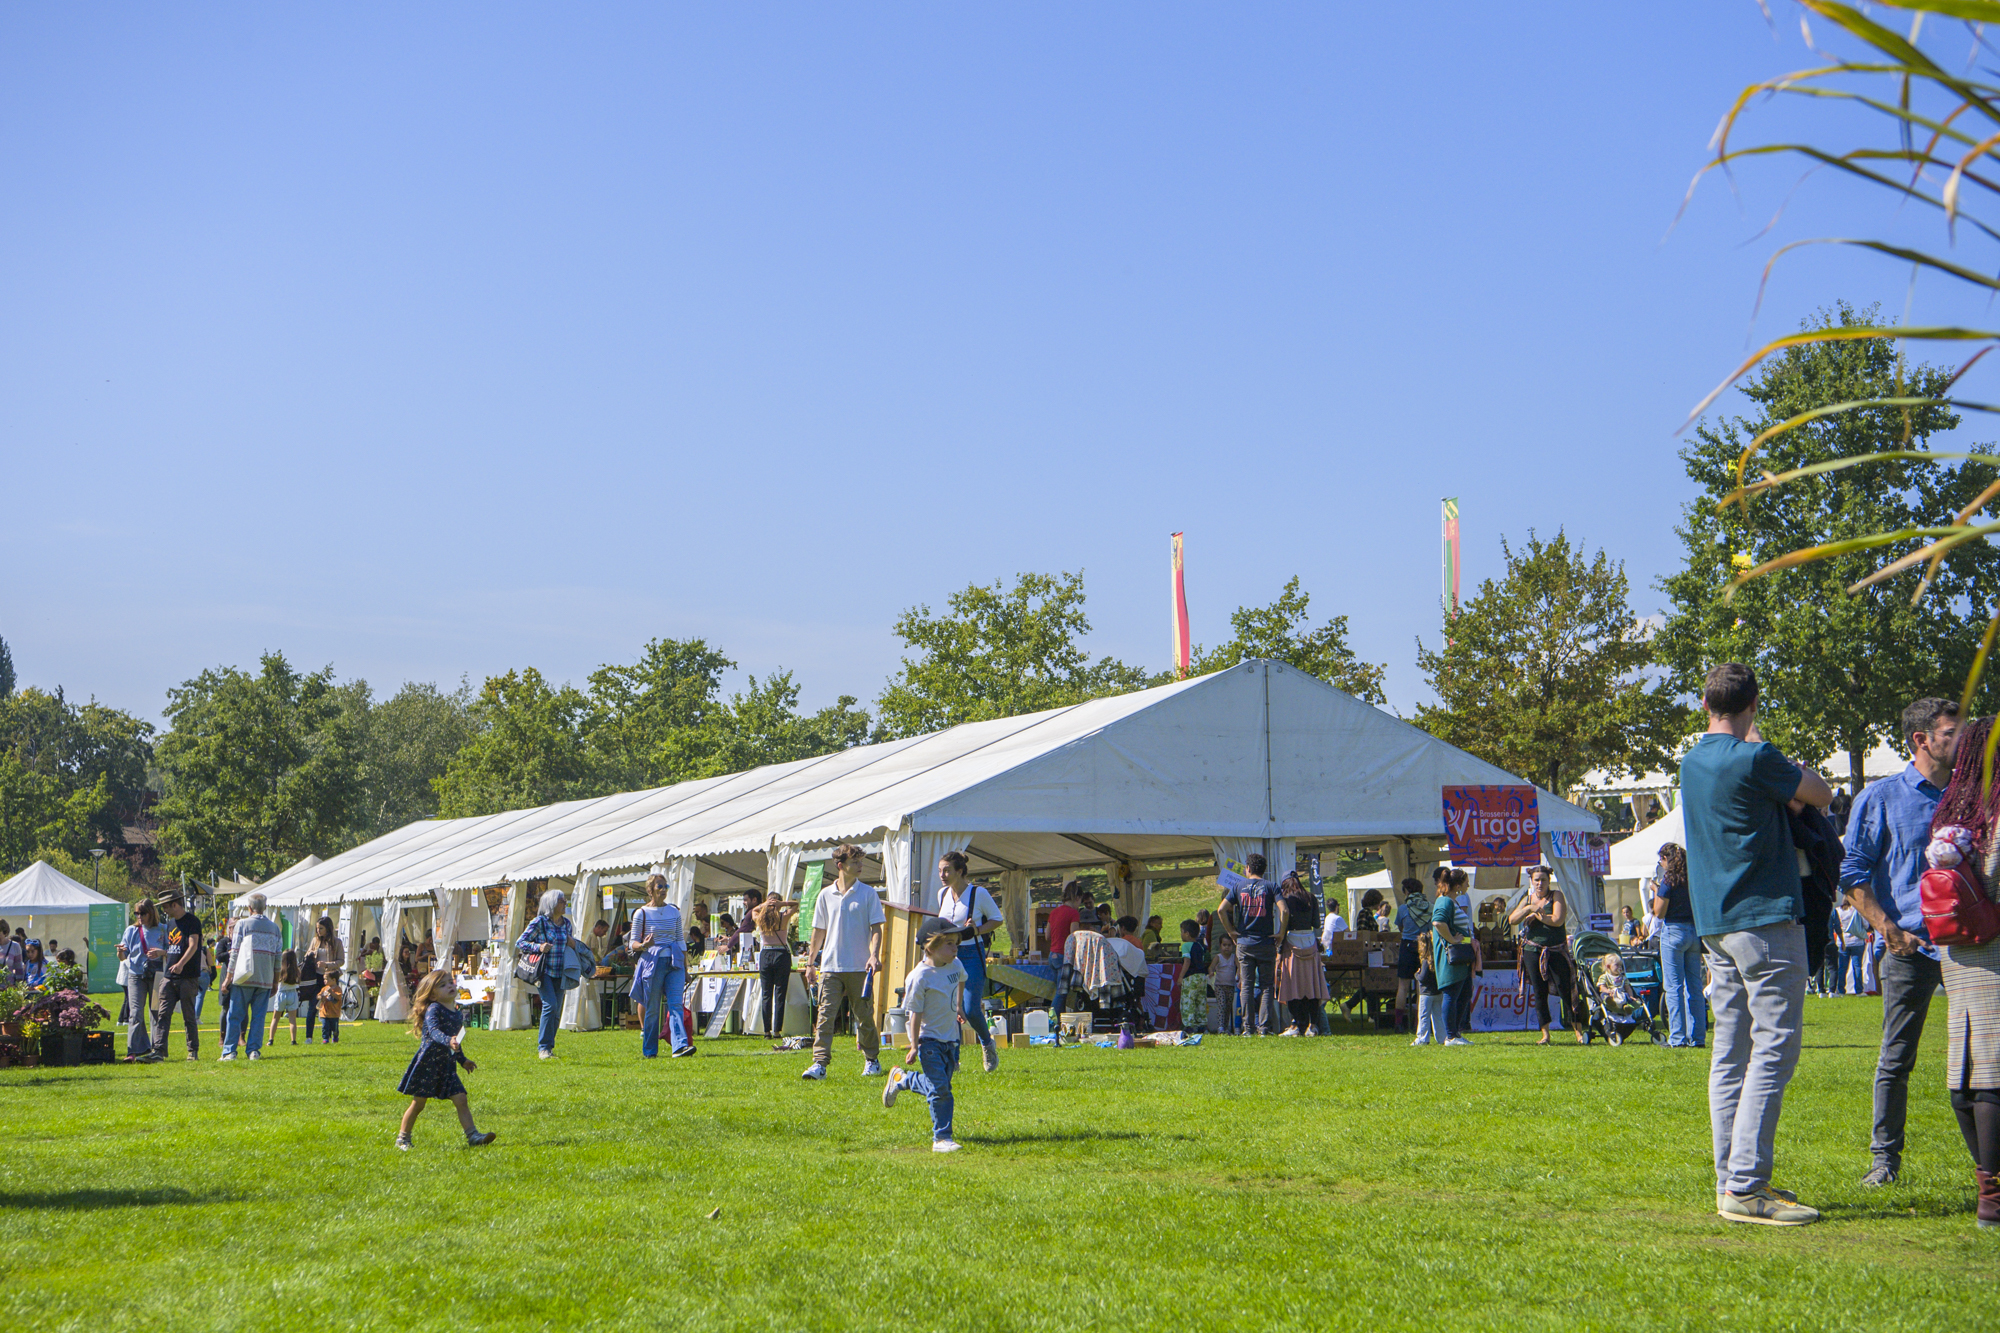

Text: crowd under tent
xmin=260 ymin=659 xmax=1601 ymax=1028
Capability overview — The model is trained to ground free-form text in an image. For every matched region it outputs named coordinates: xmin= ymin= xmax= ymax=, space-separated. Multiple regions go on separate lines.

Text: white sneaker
xmin=800 ymin=1062 xmax=827 ymax=1081
xmin=247 ymin=1050 xmax=261 ymax=1061
xmin=1410 ymin=1035 xmax=1430 ymax=1046
xmin=932 ymin=1139 xmax=961 ymax=1154
xmin=538 ymin=1049 xmax=553 ymax=1060
xmin=882 ymin=1070 xmax=902 ymax=1107
xmin=1444 ymin=1036 xmax=1472 ymax=1046
xmin=861 ymin=1060 xmax=885 ymax=1077
xmin=1280 ymin=1026 xmax=1301 ymax=1037
xmin=217 ymin=1052 xmax=235 ymax=1062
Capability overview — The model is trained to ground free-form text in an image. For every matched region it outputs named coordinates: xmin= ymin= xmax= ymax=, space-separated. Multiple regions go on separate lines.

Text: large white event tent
xmin=263 ymin=660 xmax=1600 ymax=1026
xmin=0 ymin=861 xmax=121 ymax=965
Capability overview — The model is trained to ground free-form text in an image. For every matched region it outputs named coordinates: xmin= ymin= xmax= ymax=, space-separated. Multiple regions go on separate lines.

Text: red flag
xmin=1171 ymin=532 xmax=1191 ymax=676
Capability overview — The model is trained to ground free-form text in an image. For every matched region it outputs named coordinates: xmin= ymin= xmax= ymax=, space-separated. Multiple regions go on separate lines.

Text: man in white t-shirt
xmin=801 ymin=843 xmax=886 ymax=1081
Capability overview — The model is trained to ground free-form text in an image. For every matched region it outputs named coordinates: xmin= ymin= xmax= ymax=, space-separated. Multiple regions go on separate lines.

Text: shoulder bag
xmin=514 ymin=923 xmax=548 ymax=986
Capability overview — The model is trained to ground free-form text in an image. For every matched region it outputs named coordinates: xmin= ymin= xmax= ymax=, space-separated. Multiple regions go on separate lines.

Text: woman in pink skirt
xmin=1275 ymin=873 xmax=1329 ymax=1036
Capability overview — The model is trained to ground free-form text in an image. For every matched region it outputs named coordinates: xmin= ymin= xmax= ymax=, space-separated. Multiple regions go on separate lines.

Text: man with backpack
xmin=1839 ymin=697 xmax=1960 ymax=1188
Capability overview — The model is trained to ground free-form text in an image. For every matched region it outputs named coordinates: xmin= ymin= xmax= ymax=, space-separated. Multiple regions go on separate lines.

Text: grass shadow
xmin=0 ymin=1187 xmax=243 ymax=1211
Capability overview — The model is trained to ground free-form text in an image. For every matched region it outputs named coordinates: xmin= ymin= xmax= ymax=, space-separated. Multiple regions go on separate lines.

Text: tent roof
xmin=264 ymin=660 xmax=1601 ymax=907
xmin=0 ymin=860 xmax=120 ymax=912
xmin=1606 ymin=804 xmax=1686 ymax=880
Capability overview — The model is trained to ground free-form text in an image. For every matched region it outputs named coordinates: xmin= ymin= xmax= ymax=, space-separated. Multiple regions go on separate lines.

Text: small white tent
xmin=0 ymin=861 xmax=121 ymax=968
xmin=1603 ymin=804 xmax=1687 ymax=922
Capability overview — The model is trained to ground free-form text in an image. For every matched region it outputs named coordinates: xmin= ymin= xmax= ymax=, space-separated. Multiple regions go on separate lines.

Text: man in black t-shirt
xmin=1221 ymin=853 xmax=1282 ymax=1036
xmin=152 ymin=891 xmax=205 ymax=1061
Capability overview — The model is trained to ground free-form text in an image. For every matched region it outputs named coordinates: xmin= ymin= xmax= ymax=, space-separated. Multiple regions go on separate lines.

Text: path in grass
xmin=1 ymin=997 xmax=1988 ymax=1331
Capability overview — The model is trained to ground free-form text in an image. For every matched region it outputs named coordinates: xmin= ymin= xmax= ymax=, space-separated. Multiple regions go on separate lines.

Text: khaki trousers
xmin=811 ymin=970 xmax=879 ymax=1066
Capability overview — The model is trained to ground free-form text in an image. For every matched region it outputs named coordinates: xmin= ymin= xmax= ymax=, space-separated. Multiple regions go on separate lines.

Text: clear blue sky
xmin=1 ymin=4 xmax=1980 ymax=723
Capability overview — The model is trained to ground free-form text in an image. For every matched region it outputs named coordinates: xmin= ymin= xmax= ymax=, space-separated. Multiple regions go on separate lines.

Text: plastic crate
xmin=81 ymin=1031 xmax=115 ymax=1064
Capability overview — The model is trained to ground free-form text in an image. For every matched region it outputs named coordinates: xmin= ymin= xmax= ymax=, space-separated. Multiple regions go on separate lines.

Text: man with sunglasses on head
xmin=801 ymin=844 xmax=886 ymax=1081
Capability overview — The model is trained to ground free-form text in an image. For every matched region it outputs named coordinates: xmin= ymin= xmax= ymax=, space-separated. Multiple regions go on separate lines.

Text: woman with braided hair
xmin=1928 ymin=713 xmax=2000 ymax=1229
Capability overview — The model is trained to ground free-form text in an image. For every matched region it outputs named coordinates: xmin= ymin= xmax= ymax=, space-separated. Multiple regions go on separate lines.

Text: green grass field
xmin=1 ymin=992 xmax=1989 ymax=1331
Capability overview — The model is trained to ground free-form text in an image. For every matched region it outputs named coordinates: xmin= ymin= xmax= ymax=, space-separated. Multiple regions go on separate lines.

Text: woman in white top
xmin=937 ymin=852 xmax=1003 ymax=1072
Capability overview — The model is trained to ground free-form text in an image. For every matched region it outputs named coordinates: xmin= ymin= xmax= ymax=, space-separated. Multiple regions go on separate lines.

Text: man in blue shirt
xmin=1219 ymin=853 xmax=1281 ymax=1036
xmin=1839 ymin=696 xmax=1960 ymax=1188
xmin=1680 ymin=663 xmax=1832 ymax=1227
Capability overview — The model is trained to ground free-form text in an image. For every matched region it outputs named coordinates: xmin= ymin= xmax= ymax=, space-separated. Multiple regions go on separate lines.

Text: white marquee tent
xmin=0 ymin=861 xmax=120 ymax=968
xmin=263 ymin=660 xmax=1600 ymax=1025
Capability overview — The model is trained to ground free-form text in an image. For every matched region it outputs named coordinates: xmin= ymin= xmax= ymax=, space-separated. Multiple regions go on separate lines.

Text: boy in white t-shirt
xmin=882 ymin=918 xmax=967 ymax=1153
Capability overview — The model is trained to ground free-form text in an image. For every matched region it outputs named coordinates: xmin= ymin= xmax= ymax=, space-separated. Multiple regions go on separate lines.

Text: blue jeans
xmin=1838 ymin=945 xmax=1866 ymax=995
xmin=538 ymin=975 xmax=564 ymax=1053
xmin=956 ymin=941 xmax=992 ymax=1047
xmin=640 ymin=965 xmax=691 ymax=1057
xmin=902 ymin=1037 xmax=960 ymax=1141
xmin=222 ymin=985 xmax=270 ymax=1057
xmin=1658 ymin=921 xmax=1706 ymax=1047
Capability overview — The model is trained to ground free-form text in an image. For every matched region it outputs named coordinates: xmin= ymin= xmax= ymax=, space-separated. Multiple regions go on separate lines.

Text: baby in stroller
xmin=1587 ymin=954 xmax=1661 ymax=1046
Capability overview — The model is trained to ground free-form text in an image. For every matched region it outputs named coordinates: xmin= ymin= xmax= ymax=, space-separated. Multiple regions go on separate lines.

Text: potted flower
xmin=0 ymin=983 xmax=24 ymax=1039
xmin=11 ymin=989 xmax=107 ymax=1066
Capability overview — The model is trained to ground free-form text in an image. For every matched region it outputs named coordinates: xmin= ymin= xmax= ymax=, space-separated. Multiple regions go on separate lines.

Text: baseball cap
xmin=915 ymin=917 xmax=961 ymax=947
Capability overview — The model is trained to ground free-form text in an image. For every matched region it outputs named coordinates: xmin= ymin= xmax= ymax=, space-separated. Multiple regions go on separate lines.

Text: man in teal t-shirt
xmin=1679 ymin=663 xmax=1832 ymax=1229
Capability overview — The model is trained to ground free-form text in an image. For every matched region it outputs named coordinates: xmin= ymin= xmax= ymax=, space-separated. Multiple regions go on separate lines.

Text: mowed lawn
xmin=1 ymin=995 xmax=1990 ymax=1332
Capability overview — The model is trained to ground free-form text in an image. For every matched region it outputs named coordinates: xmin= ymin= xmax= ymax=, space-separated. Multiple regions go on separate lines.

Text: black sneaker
xmin=1861 ymin=1163 xmax=1898 ymax=1187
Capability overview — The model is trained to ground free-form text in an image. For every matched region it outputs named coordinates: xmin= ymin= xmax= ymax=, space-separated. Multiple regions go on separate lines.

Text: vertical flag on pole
xmin=1170 ymin=532 xmax=1191 ymax=677
xmin=1441 ymin=498 xmax=1461 ymax=632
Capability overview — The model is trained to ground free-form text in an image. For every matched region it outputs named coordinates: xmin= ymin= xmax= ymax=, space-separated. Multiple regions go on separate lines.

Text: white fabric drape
xmin=373 ymin=899 xmax=408 ymax=1021
xmin=667 ymin=857 xmax=697 ymax=916
xmin=913 ymin=831 xmax=973 ymax=915
xmin=1377 ymin=839 xmax=1415 ymax=922
xmin=768 ymin=843 xmax=803 ymax=902
xmin=490 ymin=882 xmax=534 ymax=1031
xmin=881 ymin=823 xmax=914 ymax=909
xmin=432 ymin=887 xmax=464 ymax=971
xmin=1106 ymin=860 xmax=1131 ymax=925
xmin=562 ymin=872 xmax=604 ymax=1032
xmin=1211 ymin=838 xmax=1260 ymax=882
xmin=335 ymin=905 xmax=355 ymax=984
xmin=1266 ymin=838 xmax=1297 ymax=887
xmin=1000 ymin=868 xmax=1030 ymax=956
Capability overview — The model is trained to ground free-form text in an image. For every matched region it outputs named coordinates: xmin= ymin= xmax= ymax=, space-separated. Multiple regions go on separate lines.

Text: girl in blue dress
xmin=396 ymin=969 xmax=497 ymax=1151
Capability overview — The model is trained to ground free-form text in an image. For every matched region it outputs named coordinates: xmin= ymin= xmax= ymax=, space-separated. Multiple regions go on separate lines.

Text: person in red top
xmin=1045 ymin=882 xmax=1082 ymax=958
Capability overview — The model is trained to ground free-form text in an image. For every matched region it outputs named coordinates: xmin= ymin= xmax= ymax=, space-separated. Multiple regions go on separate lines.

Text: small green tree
xmin=705 ymin=673 xmax=872 ymax=775
xmin=1415 ymin=531 xmax=1686 ymax=796
xmin=433 ymin=669 xmax=599 ymax=818
xmin=1189 ymin=576 xmax=1387 ymax=703
xmin=344 ymin=679 xmax=480 ymax=838
xmin=0 ymin=635 xmax=13 ymax=699
xmin=154 ymin=653 xmax=362 ymax=880
xmin=587 ymin=638 xmax=736 ymax=789
xmin=1656 ymin=305 xmax=2000 ymax=788
xmin=876 ymin=571 xmax=1151 ymax=739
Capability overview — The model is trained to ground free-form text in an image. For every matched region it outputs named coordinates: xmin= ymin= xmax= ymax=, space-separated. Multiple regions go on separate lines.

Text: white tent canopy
xmin=1607 ymin=804 xmax=1687 ymax=881
xmin=0 ymin=860 xmax=120 ymax=912
xmin=259 ymin=660 xmax=1599 ymax=914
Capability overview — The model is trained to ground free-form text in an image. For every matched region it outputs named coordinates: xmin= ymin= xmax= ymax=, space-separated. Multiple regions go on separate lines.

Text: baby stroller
xmin=1573 ymin=930 xmax=1666 ymax=1046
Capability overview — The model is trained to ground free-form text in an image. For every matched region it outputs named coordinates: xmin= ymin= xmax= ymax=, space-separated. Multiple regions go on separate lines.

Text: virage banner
xmin=1442 ymin=785 xmax=1541 ymax=866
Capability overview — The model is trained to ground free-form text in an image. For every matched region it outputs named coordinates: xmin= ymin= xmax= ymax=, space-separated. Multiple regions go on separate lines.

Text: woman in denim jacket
xmin=516 ymin=887 xmax=582 ymax=1059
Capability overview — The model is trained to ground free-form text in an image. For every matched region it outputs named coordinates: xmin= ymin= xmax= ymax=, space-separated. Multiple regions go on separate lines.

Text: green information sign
xmin=798 ymin=862 xmax=826 ymax=933
xmin=88 ymin=903 xmax=124 ymax=992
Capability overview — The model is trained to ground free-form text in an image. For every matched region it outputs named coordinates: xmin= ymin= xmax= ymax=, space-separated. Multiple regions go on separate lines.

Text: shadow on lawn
xmin=961 ymin=1129 xmax=1193 ymax=1146
xmin=0 ymin=1188 xmax=242 ymax=1212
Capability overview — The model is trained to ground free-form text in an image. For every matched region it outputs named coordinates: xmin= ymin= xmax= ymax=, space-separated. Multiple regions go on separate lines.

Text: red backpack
xmin=1919 ymin=865 xmax=2000 ymax=947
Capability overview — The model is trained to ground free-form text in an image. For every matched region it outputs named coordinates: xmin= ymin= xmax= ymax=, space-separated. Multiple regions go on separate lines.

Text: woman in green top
xmin=1431 ymin=869 xmax=1475 ymax=1045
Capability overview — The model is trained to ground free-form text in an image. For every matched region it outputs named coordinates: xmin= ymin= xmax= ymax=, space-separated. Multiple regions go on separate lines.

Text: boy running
xmin=882 ymin=918 xmax=966 ymax=1153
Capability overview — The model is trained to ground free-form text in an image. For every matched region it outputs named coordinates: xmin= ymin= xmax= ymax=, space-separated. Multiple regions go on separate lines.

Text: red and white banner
xmin=1144 ymin=961 xmax=1184 ymax=1030
xmin=1443 ymin=784 xmax=1541 ymax=867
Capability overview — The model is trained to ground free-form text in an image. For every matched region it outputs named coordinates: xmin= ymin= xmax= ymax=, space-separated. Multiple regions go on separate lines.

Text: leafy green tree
xmin=0 ymin=756 xmax=113 ymax=874
xmin=0 ymin=635 xmax=13 ymax=698
xmin=0 ymin=687 xmax=153 ymax=844
xmin=1655 ymin=305 xmax=2000 ymax=789
xmin=1188 ymin=576 xmax=1387 ymax=703
xmin=705 ymin=673 xmax=873 ymax=775
xmin=587 ymin=638 xmax=736 ymax=789
xmin=876 ymin=571 xmax=1151 ymax=739
xmin=1415 ymin=531 xmax=1686 ymax=795
xmin=346 ymin=679 xmax=479 ymax=838
xmin=154 ymin=653 xmax=363 ymax=880
xmin=433 ymin=668 xmax=600 ymax=818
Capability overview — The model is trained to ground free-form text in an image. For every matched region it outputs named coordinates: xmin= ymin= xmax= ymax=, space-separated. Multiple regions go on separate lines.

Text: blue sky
xmin=2 ymin=4 xmax=1986 ymax=723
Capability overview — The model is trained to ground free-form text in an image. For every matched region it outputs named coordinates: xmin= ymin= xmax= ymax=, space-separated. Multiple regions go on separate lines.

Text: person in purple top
xmin=1839 ymin=696 xmax=1961 ymax=1188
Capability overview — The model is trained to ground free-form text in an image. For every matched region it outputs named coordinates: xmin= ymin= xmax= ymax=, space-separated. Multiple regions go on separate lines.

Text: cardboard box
xmin=1363 ymin=967 xmax=1400 ymax=992
xmin=1374 ymin=930 xmax=1404 ymax=951
xmin=1010 ymin=1033 xmax=1031 ymax=1049
xmin=1324 ymin=940 xmax=1368 ymax=967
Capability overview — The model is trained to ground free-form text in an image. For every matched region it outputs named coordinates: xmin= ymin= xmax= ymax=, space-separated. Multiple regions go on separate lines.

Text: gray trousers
xmin=1872 ymin=948 xmax=1943 ymax=1169
xmin=1705 ymin=923 xmax=1806 ymax=1195
xmin=124 ymin=974 xmax=154 ymax=1058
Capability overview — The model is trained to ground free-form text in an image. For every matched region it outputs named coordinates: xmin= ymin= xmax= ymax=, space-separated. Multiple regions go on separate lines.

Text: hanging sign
xmin=1589 ymin=838 xmax=1611 ymax=877
xmin=799 ymin=862 xmax=826 ymax=928
xmin=1548 ymin=831 xmax=1590 ymax=860
xmin=1443 ymin=785 xmax=1541 ymax=867
xmin=1307 ymin=852 xmax=1324 ymax=912
xmin=1216 ymin=857 xmax=1251 ymax=892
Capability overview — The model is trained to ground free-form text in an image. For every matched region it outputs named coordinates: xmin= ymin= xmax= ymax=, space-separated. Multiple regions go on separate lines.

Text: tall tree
xmin=0 ymin=686 xmax=153 ymax=849
xmin=1415 ymin=531 xmax=1685 ymax=795
xmin=1188 ymin=576 xmax=1387 ymax=703
xmin=705 ymin=672 xmax=873 ymax=775
xmin=433 ymin=669 xmax=599 ymax=818
xmin=587 ymin=637 xmax=736 ymax=790
xmin=876 ymin=571 xmax=1151 ymax=739
xmin=346 ymin=679 xmax=480 ymax=839
xmin=1655 ymin=304 xmax=2000 ymax=788
xmin=154 ymin=653 xmax=362 ymax=881
xmin=0 ymin=634 xmax=13 ymax=699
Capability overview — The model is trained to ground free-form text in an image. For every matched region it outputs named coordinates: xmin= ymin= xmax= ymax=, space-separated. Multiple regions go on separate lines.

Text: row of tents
xmin=233 ymin=660 xmax=1600 ymax=1026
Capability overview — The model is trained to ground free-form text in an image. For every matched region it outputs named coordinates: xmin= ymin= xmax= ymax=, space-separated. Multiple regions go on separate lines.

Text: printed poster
xmin=1442 ymin=785 xmax=1541 ymax=867
xmin=1216 ymin=857 xmax=1251 ymax=892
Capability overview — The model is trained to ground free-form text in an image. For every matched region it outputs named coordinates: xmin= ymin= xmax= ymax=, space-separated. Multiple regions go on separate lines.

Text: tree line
xmin=4 ymin=306 xmax=1990 ymax=889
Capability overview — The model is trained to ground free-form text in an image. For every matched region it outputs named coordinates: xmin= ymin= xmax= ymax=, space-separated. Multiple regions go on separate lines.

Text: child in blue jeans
xmin=882 ymin=918 xmax=965 ymax=1153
